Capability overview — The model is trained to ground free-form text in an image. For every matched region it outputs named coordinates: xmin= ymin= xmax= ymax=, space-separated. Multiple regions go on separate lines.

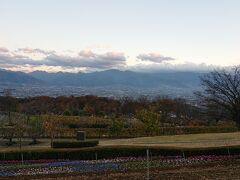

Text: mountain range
xmin=0 ymin=69 xmax=204 ymax=88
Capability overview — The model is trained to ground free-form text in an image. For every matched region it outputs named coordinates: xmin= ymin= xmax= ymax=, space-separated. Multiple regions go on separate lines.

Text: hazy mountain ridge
xmin=0 ymin=69 xmax=205 ymax=97
xmin=0 ymin=69 xmax=43 ymax=85
xmin=0 ymin=69 xmax=205 ymax=88
xmin=29 ymin=69 xmax=204 ymax=88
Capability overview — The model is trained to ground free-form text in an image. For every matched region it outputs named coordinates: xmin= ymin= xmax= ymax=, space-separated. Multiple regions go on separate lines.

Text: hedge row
xmin=52 ymin=140 xmax=99 ymax=148
xmin=0 ymin=145 xmax=240 ymax=160
xmin=140 ymin=126 xmax=238 ymax=136
xmin=76 ymin=126 xmax=239 ymax=138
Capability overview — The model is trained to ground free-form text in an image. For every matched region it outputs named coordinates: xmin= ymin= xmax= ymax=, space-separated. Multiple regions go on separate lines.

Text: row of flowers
xmin=0 ymin=155 xmax=238 ymax=177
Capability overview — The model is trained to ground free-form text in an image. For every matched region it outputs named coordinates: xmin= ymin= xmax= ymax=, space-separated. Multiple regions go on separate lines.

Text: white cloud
xmin=129 ymin=62 xmax=217 ymax=72
xmin=17 ymin=48 xmax=56 ymax=55
xmin=0 ymin=47 xmax=9 ymax=53
xmin=137 ymin=53 xmax=175 ymax=63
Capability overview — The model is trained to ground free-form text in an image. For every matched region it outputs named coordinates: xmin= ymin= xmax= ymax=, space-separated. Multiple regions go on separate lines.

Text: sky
xmin=0 ymin=0 xmax=240 ymax=72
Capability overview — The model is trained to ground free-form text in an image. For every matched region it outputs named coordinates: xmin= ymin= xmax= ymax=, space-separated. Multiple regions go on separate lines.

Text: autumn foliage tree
xmin=43 ymin=115 xmax=62 ymax=147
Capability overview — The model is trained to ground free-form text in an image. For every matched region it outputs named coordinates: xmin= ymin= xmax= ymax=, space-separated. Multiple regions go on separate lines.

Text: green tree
xmin=1 ymin=125 xmax=15 ymax=146
xmin=136 ymin=109 xmax=160 ymax=136
xmin=108 ymin=117 xmax=124 ymax=137
xmin=27 ymin=115 xmax=44 ymax=144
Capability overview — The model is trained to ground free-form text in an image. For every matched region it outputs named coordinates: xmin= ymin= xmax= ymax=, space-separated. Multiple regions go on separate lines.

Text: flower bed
xmin=0 ymin=155 xmax=238 ymax=177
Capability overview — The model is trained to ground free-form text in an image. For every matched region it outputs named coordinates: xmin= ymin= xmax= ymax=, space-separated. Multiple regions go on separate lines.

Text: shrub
xmin=52 ymin=140 xmax=99 ymax=148
xmin=0 ymin=145 xmax=240 ymax=160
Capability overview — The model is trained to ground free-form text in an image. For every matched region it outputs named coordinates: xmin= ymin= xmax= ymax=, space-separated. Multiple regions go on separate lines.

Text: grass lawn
xmin=99 ymin=132 xmax=240 ymax=148
xmin=0 ymin=138 xmax=51 ymax=152
xmin=1 ymin=132 xmax=240 ymax=152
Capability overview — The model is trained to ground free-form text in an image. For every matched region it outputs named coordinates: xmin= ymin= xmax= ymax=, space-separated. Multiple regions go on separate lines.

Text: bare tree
xmin=14 ymin=113 xmax=27 ymax=150
xmin=198 ymin=66 xmax=240 ymax=128
xmin=43 ymin=115 xmax=61 ymax=147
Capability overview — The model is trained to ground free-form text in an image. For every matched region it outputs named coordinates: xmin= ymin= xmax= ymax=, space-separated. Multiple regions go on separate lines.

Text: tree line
xmin=0 ymin=95 xmax=203 ymax=121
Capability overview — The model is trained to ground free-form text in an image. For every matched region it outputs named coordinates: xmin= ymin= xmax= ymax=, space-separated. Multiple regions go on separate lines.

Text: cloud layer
xmin=0 ymin=47 xmax=220 ymax=73
xmin=0 ymin=48 xmax=126 ymax=71
xmin=43 ymin=51 xmax=126 ymax=69
xmin=129 ymin=62 xmax=216 ymax=72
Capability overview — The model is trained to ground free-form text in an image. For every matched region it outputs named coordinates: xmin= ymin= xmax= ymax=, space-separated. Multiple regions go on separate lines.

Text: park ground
xmin=1 ymin=132 xmax=240 ymax=151
xmin=100 ymin=132 xmax=240 ymax=148
xmin=1 ymin=132 xmax=240 ymax=179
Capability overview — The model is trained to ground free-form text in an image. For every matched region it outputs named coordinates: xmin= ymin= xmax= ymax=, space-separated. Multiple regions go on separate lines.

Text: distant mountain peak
xmin=0 ymin=69 xmax=44 ymax=85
